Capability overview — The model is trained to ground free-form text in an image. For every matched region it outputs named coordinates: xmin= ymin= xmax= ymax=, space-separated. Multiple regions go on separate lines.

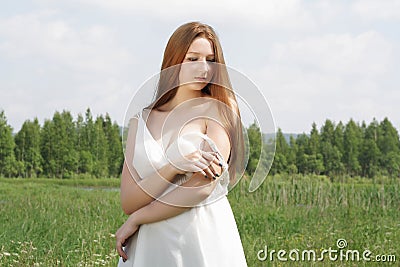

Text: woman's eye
xmin=187 ymin=57 xmax=198 ymax=61
xmin=207 ymin=58 xmax=215 ymax=62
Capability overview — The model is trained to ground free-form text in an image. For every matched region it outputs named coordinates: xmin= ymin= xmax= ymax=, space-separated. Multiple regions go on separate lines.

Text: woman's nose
xmin=198 ymin=59 xmax=210 ymax=73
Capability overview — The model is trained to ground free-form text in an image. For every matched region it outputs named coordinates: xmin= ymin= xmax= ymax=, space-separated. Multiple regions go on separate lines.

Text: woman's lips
xmin=194 ymin=77 xmax=207 ymax=82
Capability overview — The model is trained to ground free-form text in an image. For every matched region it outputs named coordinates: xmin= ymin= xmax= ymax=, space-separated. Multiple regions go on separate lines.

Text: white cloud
xmin=268 ymin=31 xmax=393 ymax=77
xmin=35 ymin=0 xmax=316 ymax=30
xmin=0 ymin=9 xmax=137 ymax=132
xmin=352 ymin=0 xmax=400 ymax=21
xmin=249 ymin=31 xmax=397 ymax=132
xmin=0 ymin=10 xmax=133 ymax=74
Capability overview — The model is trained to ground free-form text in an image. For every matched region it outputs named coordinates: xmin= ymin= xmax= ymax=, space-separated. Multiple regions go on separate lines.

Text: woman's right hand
xmin=170 ymin=150 xmax=222 ymax=178
xmin=166 ymin=135 xmax=222 ymax=179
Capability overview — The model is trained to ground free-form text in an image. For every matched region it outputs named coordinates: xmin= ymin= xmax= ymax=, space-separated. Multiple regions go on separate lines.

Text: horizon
xmin=3 ymin=107 xmax=398 ymax=136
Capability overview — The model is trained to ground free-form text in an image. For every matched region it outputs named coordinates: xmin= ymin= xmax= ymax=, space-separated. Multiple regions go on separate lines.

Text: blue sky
xmin=1 ymin=0 xmax=399 ymax=133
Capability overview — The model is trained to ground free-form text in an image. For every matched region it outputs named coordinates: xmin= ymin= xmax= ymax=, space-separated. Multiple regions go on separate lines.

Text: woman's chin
xmin=186 ymin=82 xmax=208 ymax=91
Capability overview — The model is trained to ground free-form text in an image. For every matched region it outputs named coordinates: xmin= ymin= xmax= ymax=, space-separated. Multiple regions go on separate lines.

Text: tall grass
xmin=0 ymin=176 xmax=399 ymax=266
xmin=232 ymin=175 xmax=399 ymax=266
xmin=0 ymin=178 xmax=123 ymax=266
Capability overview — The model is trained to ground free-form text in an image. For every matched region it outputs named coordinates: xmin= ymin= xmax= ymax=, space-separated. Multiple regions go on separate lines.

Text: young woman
xmin=115 ymin=22 xmax=248 ymax=267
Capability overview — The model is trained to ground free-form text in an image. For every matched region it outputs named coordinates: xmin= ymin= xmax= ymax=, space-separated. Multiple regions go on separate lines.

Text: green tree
xmin=0 ymin=110 xmax=17 ymax=177
xmin=40 ymin=111 xmax=77 ymax=178
xmin=333 ymin=121 xmax=345 ymax=167
xmin=270 ymin=128 xmax=289 ymax=174
xmin=307 ymin=123 xmax=324 ymax=174
xmin=77 ymin=109 xmax=95 ymax=176
xmin=308 ymin=123 xmax=320 ymax=155
xmin=377 ymin=118 xmax=400 ymax=177
xmin=295 ymin=133 xmax=309 ymax=174
xmin=14 ymin=118 xmax=43 ymax=177
xmin=359 ymin=119 xmax=380 ymax=177
xmin=40 ymin=119 xmax=55 ymax=177
xmin=287 ymin=135 xmax=298 ymax=174
xmin=92 ymin=116 xmax=109 ymax=177
xmin=343 ymin=119 xmax=362 ymax=176
xmin=104 ymin=113 xmax=123 ymax=177
xmin=320 ymin=119 xmax=343 ymax=175
xmin=246 ymin=121 xmax=262 ymax=175
xmin=385 ymin=152 xmax=400 ymax=177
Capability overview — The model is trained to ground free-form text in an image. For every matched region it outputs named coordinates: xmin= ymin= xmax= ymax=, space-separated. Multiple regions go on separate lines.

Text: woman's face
xmin=179 ymin=37 xmax=215 ymax=91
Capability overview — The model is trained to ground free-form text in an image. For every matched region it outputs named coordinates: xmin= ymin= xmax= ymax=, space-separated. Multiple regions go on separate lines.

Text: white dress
xmin=118 ymin=109 xmax=248 ymax=267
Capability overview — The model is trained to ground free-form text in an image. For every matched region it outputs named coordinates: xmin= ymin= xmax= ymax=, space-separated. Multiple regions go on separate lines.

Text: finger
xmin=202 ymin=151 xmax=222 ymax=167
xmin=200 ymin=152 xmax=218 ymax=169
xmin=202 ymin=165 xmax=216 ymax=180
xmin=213 ymin=152 xmax=225 ymax=168
xmin=204 ymin=168 xmax=215 ymax=180
xmin=206 ymin=160 xmax=218 ymax=176
xmin=197 ymin=156 xmax=212 ymax=167
xmin=194 ymin=161 xmax=208 ymax=171
xmin=194 ymin=161 xmax=214 ymax=179
xmin=200 ymin=151 xmax=215 ymax=162
xmin=195 ymin=167 xmax=208 ymax=177
xmin=200 ymin=152 xmax=222 ymax=177
xmin=116 ymin=241 xmax=128 ymax=261
xmin=199 ymin=169 xmax=207 ymax=176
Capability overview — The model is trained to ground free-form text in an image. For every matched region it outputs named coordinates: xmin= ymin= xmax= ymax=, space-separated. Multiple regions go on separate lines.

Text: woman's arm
xmin=120 ymin=116 xmax=182 ymax=215
xmin=136 ymin=118 xmax=230 ymax=220
xmin=121 ymin=115 xmax=220 ymax=215
xmin=131 ymin=172 xmax=220 ymax=224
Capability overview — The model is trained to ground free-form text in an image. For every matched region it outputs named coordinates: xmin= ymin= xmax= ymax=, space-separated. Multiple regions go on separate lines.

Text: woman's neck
xmin=158 ymin=86 xmax=206 ymax=112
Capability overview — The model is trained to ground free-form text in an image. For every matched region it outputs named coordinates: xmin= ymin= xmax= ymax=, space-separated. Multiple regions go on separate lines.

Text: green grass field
xmin=0 ymin=176 xmax=399 ymax=266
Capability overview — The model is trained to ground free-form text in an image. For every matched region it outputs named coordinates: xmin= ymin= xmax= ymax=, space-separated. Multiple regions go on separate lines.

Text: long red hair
xmin=146 ymin=22 xmax=245 ymax=183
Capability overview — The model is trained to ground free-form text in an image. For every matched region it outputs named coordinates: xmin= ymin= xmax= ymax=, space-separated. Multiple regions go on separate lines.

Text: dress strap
xmin=132 ymin=110 xmax=142 ymax=120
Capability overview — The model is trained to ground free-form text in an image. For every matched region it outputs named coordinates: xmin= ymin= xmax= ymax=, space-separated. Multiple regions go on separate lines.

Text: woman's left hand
xmin=115 ymin=215 xmax=140 ymax=262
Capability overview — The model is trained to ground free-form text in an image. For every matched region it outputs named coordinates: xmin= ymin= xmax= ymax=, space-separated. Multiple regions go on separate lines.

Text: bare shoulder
xmin=204 ymin=116 xmax=231 ymax=163
xmin=202 ymin=96 xmax=237 ymax=112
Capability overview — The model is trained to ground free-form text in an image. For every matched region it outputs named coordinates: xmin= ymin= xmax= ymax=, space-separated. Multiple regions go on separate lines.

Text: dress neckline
xmin=139 ymin=109 xmax=227 ymax=165
xmin=140 ymin=110 xmax=171 ymax=152
xmin=140 ymin=110 xmax=222 ymax=157
xmin=140 ymin=109 xmax=192 ymax=154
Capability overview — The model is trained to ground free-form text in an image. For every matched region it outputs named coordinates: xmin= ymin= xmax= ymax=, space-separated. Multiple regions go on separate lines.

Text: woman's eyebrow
xmin=187 ymin=51 xmax=214 ymax=56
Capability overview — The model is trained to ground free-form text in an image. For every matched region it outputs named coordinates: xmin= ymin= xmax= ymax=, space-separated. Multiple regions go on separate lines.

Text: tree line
xmin=247 ymin=118 xmax=400 ymax=178
xmin=0 ymin=109 xmax=123 ymax=178
xmin=1 ymin=108 xmax=399 ymax=179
